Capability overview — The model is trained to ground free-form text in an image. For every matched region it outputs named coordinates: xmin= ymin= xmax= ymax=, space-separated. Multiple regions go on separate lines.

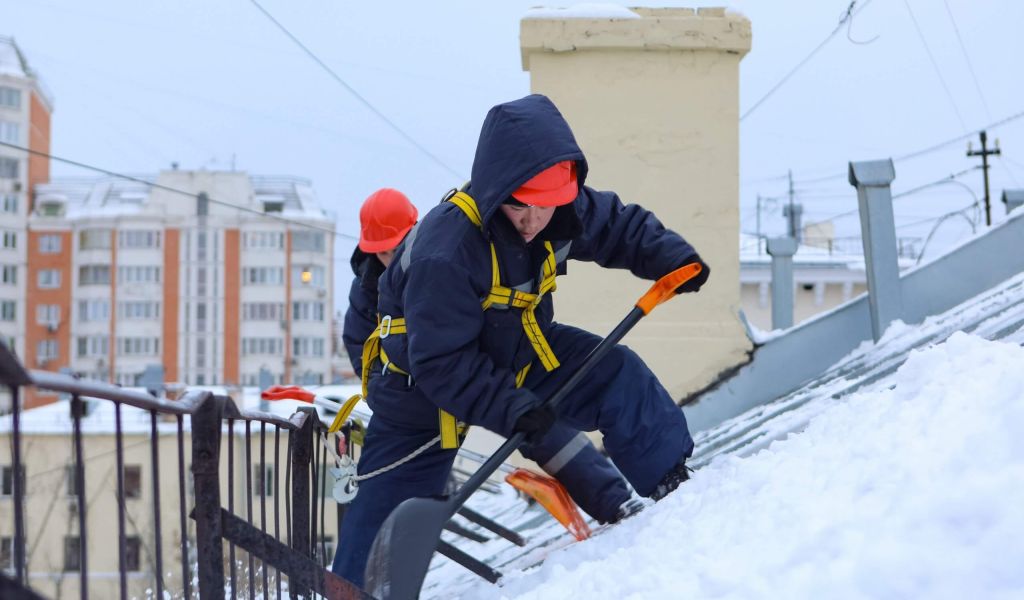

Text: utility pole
xmin=967 ymin=130 xmax=1001 ymax=226
xmin=782 ymin=169 xmax=803 ymax=241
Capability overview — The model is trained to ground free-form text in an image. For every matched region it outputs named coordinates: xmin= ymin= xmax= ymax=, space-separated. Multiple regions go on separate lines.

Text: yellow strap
xmin=515 ymin=362 xmax=532 ymax=388
xmin=449 ymin=192 xmax=483 ymax=226
xmin=360 ymin=316 xmax=407 ymax=397
xmin=388 ymin=192 xmax=561 ymax=448
xmin=448 ymin=194 xmax=561 ymax=372
xmin=327 ymin=394 xmax=363 ymax=433
xmin=439 ymin=409 xmax=460 ymax=449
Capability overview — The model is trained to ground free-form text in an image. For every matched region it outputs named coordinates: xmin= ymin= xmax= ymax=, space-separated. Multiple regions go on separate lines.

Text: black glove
xmin=513 ymin=404 xmax=556 ymax=445
xmin=676 ymin=256 xmax=710 ymax=294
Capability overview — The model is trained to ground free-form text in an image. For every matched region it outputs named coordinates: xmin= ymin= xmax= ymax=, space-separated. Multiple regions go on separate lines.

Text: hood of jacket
xmin=469 ymin=94 xmax=590 ymax=232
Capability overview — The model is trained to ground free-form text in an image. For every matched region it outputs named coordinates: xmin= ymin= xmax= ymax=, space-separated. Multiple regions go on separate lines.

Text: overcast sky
xmin=3 ymin=0 xmax=1023 ymax=306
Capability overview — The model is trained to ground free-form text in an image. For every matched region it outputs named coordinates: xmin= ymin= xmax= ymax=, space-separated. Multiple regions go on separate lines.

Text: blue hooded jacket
xmin=371 ymin=94 xmax=699 ymax=437
xmin=342 ymin=248 xmax=383 ymax=377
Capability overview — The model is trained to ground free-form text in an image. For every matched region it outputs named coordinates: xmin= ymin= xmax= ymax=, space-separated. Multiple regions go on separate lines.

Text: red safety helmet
xmin=511 ymin=160 xmax=579 ymax=207
xmin=358 ymin=188 xmax=418 ymax=253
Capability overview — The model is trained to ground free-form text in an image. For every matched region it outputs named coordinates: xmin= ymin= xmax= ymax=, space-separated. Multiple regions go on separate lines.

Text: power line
xmin=814 ymin=166 xmax=979 ymax=222
xmin=0 ymin=140 xmax=357 ymax=241
xmin=248 ymin=0 xmax=465 ymax=181
xmin=942 ymin=0 xmax=991 ymax=121
xmin=901 ymin=0 xmax=969 ymax=133
xmin=741 ymin=0 xmax=876 ymax=122
xmin=789 ymin=107 xmax=1024 ymax=185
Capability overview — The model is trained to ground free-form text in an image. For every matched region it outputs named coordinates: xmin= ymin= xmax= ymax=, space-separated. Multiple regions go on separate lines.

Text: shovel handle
xmin=636 ymin=262 xmax=703 ymax=315
xmin=452 ymin=262 xmax=699 ymax=506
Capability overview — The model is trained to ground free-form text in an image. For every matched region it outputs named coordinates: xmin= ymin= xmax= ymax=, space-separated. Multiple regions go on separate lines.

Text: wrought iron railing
xmin=0 ymin=342 xmax=365 ymax=599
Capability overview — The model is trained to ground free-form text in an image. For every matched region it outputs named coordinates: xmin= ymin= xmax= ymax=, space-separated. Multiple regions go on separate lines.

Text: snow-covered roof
xmin=739 ymin=232 xmax=919 ymax=273
xmin=0 ymin=36 xmax=31 ymax=78
xmin=34 ymin=172 xmax=333 ymax=222
xmin=425 ymin=269 xmax=1024 ymax=598
xmin=0 ymin=36 xmax=54 ymax=108
xmin=523 ymin=4 xmax=641 ymax=20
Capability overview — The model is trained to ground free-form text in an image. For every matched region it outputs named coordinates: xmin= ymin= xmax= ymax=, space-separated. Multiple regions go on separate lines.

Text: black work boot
xmin=650 ymin=458 xmax=693 ymax=502
xmin=608 ymin=497 xmax=647 ymax=524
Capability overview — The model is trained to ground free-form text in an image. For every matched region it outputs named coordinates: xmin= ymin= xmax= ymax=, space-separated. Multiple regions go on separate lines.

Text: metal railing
xmin=0 ymin=342 xmax=364 ymax=599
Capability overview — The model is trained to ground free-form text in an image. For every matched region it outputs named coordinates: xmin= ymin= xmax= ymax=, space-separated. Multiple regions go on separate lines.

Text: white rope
xmin=352 ymin=435 xmax=442 ymax=482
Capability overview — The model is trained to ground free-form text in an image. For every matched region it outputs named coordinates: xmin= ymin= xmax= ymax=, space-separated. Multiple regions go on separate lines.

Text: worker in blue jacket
xmin=334 ymin=94 xmax=709 ymax=587
xmin=341 ymin=187 xmax=638 ymax=529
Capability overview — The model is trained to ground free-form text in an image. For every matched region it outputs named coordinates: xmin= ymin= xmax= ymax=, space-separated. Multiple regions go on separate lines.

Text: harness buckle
xmin=379 ymin=315 xmax=393 ymax=339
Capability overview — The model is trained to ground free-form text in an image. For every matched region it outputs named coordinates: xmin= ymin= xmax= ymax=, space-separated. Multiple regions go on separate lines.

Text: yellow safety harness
xmin=361 ymin=191 xmax=561 ymax=448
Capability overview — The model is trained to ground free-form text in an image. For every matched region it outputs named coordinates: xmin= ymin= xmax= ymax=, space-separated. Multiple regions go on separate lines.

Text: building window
xmin=242 ymin=302 xmax=284 ymax=321
xmin=292 ymin=337 xmax=325 ymax=358
xmin=0 ymin=301 xmax=15 ymax=321
xmin=0 ymin=86 xmax=21 ymax=109
xmin=292 ymin=301 xmax=325 ymax=321
xmin=0 ymin=157 xmax=17 ymax=179
xmin=1 ymin=230 xmax=16 ymax=249
xmin=118 ymin=230 xmax=161 ymax=249
xmin=117 ymin=266 xmax=160 ymax=284
xmin=124 ymin=465 xmax=142 ymax=499
xmin=63 ymin=537 xmax=81 ymax=572
xmin=38 ymin=269 xmax=61 ymax=289
xmin=1 ymin=265 xmax=15 ymax=285
xmin=76 ymin=335 xmax=108 ymax=358
xmin=292 ymin=231 xmax=325 ymax=253
xmin=117 ymin=337 xmax=160 ymax=357
xmin=38 ymin=234 xmax=61 ymax=253
xmin=0 ymin=536 xmax=12 ymax=572
xmin=253 ymin=465 xmax=274 ymax=497
xmin=1 ymin=465 xmax=25 ymax=497
xmin=0 ymin=194 xmax=16 ymax=214
xmin=244 ymin=231 xmax=284 ymax=249
xmin=118 ymin=301 xmax=160 ymax=320
xmin=243 ymin=267 xmax=284 ymax=286
xmin=0 ymin=120 xmax=20 ymax=145
xmin=79 ymin=265 xmax=111 ymax=286
xmin=292 ymin=265 xmax=325 ymax=287
xmin=37 ymin=200 xmax=64 ymax=217
xmin=125 ymin=537 xmax=141 ymax=572
xmin=77 ymin=300 xmax=110 ymax=322
xmin=242 ymin=338 xmax=283 ymax=356
xmin=36 ymin=340 xmax=58 ymax=363
xmin=36 ymin=304 xmax=60 ymax=326
xmin=78 ymin=229 xmax=111 ymax=250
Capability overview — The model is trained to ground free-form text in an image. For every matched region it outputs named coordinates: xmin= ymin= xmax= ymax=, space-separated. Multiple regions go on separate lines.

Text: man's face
xmin=499 ymin=203 xmax=555 ymax=243
xmin=375 ymin=248 xmax=396 ymax=267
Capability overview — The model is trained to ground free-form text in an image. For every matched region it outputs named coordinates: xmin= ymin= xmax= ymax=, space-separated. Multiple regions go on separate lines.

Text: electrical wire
xmin=812 ymin=166 xmax=979 ymax=222
xmin=741 ymin=0 xmax=875 ymax=122
xmin=789 ymin=108 xmax=1024 ymax=186
xmin=901 ymin=0 xmax=969 ymax=133
xmin=248 ymin=0 xmax=465 ymax=181
xmin=942 ymin=0 xmax=991 ymax=121
xmin=0 ymin=140 xmax=357 ymax=241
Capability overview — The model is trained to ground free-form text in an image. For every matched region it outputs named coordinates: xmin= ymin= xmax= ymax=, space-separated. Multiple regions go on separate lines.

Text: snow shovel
xmin=364 ymin=262 xmax=703 ymax=599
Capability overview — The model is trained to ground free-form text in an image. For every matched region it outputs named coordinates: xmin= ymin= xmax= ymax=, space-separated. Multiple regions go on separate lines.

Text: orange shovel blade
xmin=505 ymin=468 xmax=591 ymax=541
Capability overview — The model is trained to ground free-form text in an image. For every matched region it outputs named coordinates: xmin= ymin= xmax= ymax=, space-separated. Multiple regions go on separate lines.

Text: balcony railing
xmin=0 ymin=341 xmax=369 ymax=599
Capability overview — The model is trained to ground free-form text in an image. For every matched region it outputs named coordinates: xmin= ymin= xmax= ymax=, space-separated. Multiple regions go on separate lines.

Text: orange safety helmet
xmin=358 ymin=188 xmax=418 ymax=253
xmin=511 ymin=160 xmax=579 ymax=207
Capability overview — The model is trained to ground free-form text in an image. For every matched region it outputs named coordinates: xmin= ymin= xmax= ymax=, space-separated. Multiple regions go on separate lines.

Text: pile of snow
xmin=469 ymin=332 xmax=1024 ymax=598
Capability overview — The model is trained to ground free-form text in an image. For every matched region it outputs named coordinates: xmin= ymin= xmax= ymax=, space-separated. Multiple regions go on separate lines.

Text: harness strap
xmin=359 ymin=191 xmax=561 ymax=450
xmin=452 ymin=192 xmax=561 ymax=372
xmin=360 ymin=315 xmax=408 ymax=398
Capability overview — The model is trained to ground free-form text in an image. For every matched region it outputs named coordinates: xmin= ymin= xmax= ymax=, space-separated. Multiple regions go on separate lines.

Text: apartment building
xmin=0 ymin=36 xmax=53 ymax=367
xmin=26 ymin=171 xmax=336 ymax=407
